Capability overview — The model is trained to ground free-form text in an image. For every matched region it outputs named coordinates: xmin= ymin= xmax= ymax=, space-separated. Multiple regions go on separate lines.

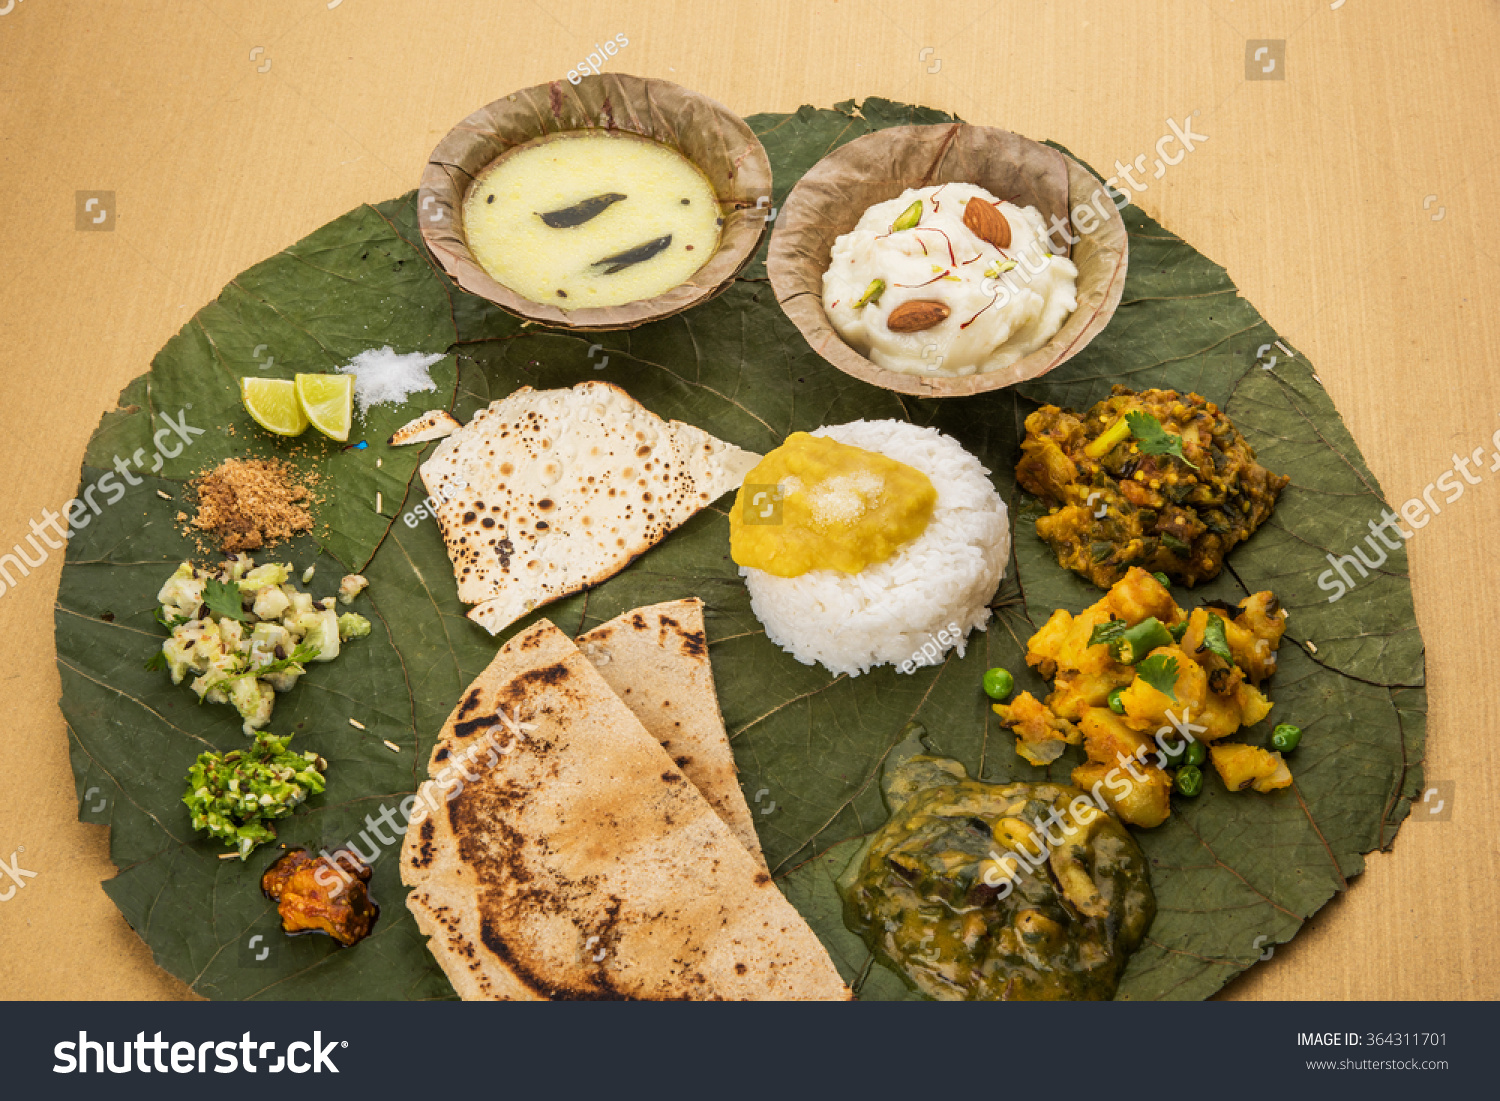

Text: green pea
xmin=1271 ymin=723 xmax=1303 ymax=753
xmin=1185 ymin=740 xmax=1206 ymax=767
xmin=1158 ymin=736 xmax=1189 ymax=767
xmin=1152 ymin=572 xmax=1172 ymax=588
xmin=982 ymin=667 xmax=1014 ymax=701
xmin=1175 ymin=764 xmax=1203 ymax=797
xmin=1107 ymin=686 xmax=1127 ymax=714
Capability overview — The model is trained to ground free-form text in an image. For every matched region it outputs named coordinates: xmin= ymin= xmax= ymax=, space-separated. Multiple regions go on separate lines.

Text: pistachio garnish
xmin=891 ymin=200 xmax=923 ymax=232
xmin=854 ymin=278 xmax=886 ymax=309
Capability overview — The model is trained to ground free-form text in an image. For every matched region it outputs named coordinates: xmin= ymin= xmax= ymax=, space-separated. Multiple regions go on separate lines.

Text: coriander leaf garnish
xmin=1087 ymin=619 xmax=1130 ymax=648
xmin=256 ymin=642 xmax=321 ymax=678
xmin=1126 ymin=411 xmax=1199 ymax=471
xmin=202 ymin=577 xmax=250 ymax=622
xmin=155 ymin=606 xmax=190 ymax=629
xmin=201 ymin=642 xmax=320 ymax=697
xmin=143 ymin=650 xmax=168 ymax=673
xmin=1201 ymin=613 xmax=1233 ymax=662
xmin=1136 ymin=654 xmax=1180 ymax=700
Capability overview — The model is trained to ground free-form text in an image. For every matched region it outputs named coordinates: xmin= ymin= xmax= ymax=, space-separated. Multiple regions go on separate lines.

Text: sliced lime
xmin=240 ymin=377 xmax=309 ymax=437
xmin=295 ymin=373 xmax=354 ymax=442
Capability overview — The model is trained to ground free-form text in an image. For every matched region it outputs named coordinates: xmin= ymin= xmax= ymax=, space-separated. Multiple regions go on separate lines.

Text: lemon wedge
xmin=295 ymin=373 xmax=354 ymax=442
xmin=240 ymin=377 xmax=309 ymax=437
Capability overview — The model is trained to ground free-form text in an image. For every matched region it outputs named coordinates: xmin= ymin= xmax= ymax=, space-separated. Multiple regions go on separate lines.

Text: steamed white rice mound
xmin=742 ymin=419 xmax=1009 ymax=677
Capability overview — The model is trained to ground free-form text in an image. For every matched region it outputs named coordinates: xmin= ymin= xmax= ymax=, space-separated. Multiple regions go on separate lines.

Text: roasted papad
xmin=398 ymin=618 xmax=849 ymax=1001
xmin=419 ymin=381 xmax=759 ymax=635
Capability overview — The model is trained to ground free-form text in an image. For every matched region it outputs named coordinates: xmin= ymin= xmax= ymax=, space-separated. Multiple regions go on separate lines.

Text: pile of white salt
xmin=337 ymin=346 xmax=446 ymax=415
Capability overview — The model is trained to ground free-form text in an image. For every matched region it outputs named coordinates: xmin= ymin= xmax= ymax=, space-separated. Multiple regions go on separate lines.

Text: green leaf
xmin=154 ymin=606 xmax=188 ymax=630
xmin=1087 ymin=619 xmax=1129 ymax=648
xmin=1136 ymin=654 xmax=1180 ymax=700
xmin=1126 ymin=410 xmax=1198 ymax=470
xmin=1202 ymin=613 xmax=1233 ymax=663
xmin=198 ymin=642 xmax=320 ymax=697
xmin=202 ymin=577 xmax=249 ymax=622
xmin=56 ymin=99 xmax=1425 ymax=1003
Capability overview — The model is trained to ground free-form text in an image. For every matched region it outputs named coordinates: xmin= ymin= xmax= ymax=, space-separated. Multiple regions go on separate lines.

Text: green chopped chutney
xmin=183 ymin=731 xmax=327 ymax=859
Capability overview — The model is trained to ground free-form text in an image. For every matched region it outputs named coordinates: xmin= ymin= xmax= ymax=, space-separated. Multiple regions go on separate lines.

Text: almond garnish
xmin=963 ymin=196 xmax=1012 ymax=250
xmin=886 ymin=300 xmax=952 ymax=333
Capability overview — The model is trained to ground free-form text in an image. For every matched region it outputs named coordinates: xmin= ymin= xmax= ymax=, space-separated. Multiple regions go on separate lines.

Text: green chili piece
xmin=1112 ymin=617 xmax=1174 ymax=664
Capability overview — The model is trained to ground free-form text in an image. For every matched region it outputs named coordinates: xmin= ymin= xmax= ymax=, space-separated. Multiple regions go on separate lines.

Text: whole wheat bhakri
xmin=578 ymin=598 xmax=766 ymax=869
xmin=399 ymin=618 xmax=849 ymax=1000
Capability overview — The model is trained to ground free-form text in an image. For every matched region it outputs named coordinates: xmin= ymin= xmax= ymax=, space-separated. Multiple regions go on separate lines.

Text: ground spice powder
xmin=187 ymin=458 xmax=317 ymax=553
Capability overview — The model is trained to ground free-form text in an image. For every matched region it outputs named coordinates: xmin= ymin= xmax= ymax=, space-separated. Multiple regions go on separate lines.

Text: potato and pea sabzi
xmin=993 ymin=567 xmax=1295 ymax=828
xmin=1017 ymin=386 xmax=1289 ymax=589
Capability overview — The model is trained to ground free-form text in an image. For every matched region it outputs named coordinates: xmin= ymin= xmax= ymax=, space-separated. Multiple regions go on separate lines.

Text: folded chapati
xmin=398 ymin=618 xmax=850 ymax=1001
xmin=578 ymin=598 xmax=765 ymax=870
xmin=419 ymin=382 xmax=759 ymax=635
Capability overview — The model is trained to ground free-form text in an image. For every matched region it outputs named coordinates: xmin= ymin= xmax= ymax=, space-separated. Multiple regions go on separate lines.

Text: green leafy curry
xmin=838 ymin=727 xmax=1155 ymax=1000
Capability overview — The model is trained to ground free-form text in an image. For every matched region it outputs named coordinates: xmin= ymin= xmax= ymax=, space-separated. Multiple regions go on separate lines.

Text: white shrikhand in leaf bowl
xmin=822 ymin=183 xmax=1078 ymax=378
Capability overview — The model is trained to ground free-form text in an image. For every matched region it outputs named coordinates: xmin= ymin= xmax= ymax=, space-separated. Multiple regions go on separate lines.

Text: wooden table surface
xmin=1 ymin=0 xmax=1495 ymax=1001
